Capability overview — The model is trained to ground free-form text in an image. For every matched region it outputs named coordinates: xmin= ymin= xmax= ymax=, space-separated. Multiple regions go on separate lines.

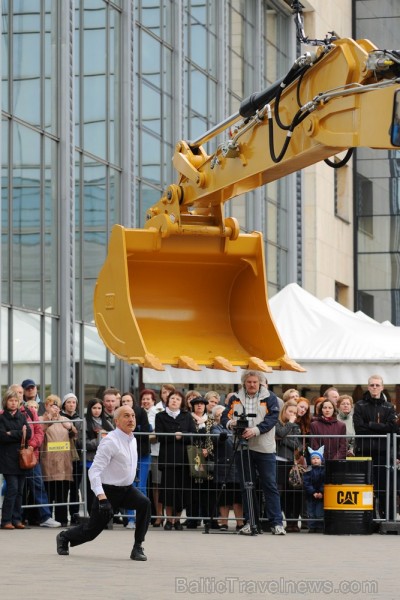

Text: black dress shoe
xmin=56 ymin=532 xmax=69 ymax=555
xmin=164 ymin=520 xmax=173 ymax=530
xmin=174 ymin=521 xmax=183 ymax=531
xmin=130 ymin=545 xmax=147 ymax=561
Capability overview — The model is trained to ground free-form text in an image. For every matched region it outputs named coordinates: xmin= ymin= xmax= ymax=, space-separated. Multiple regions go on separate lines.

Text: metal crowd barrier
xmin=2 ymin=427 xmax=399 ymax=531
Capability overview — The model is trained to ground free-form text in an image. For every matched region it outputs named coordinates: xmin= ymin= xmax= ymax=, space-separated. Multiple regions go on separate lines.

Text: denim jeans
xmin=25 ymin=463 xmax=52 ymax=522
xmin=235 ymin=448 xmax=283 ymax=527
xmin=306 ymin=496 xmax=324 ymax=530
xmin=2 ymin=474 xmax=26 ymax=525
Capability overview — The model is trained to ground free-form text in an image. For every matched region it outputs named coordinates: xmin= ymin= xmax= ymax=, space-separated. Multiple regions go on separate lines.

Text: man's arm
xmin=353 ymin=402 xmax=372 ymax=435
xmin=221 ymin=395 xmax=239 ymax=430
xmin=28 ymin=409 xmax=45 ymax=450
xmin=88 ymin=436 xmax=114 ymax=498
xmin=368 ymin=404 xmax=398 ymax=434
xmin=256 ymin=394 xmax=279 ymax=435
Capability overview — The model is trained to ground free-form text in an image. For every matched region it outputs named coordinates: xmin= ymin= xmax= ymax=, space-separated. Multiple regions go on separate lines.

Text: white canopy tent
xmin=143 ymin=283 xmax=400 ymax=385
xmin=1 ymin=307 xmax=108 ymax=383
xmin=266 ymin=283 xmax=400 ymax=385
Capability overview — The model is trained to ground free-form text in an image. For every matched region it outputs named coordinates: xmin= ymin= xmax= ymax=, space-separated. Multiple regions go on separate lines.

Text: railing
xmin=1 ymin=428 xmax=399 ymax=531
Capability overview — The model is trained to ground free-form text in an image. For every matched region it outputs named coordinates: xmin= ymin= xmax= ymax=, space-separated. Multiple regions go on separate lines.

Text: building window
xmin=357 ymin=174 xmax=373 ymax=236
xmin=335 ymin=281 xmax=349 ymax=306
xmin=334 ymin=161 xmax=350 ymax=222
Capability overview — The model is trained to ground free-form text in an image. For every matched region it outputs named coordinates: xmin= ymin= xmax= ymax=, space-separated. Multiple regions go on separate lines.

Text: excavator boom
xmin=94 ymin=37 xmax=400 ymax=372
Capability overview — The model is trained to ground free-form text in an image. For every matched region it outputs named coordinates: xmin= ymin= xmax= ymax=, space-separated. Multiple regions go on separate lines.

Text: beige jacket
xmin=40 ymin=415 xmax=73 ymax=482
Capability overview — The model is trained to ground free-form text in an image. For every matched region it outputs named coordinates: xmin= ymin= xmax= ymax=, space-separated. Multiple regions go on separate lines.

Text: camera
xmin=233 ymin=410 xmax=257 ymax=439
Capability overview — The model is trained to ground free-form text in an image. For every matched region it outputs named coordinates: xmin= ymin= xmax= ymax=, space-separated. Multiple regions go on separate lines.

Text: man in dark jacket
xmin=353 ymin=374 xmax=397 ymax=520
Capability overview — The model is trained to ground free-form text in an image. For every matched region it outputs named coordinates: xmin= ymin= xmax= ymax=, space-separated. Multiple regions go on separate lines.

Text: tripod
xmin=206 ymin=431 xmax=260 ymax=535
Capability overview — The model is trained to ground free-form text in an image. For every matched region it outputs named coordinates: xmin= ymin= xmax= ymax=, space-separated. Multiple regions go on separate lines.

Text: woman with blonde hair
xmin=275 ymin=400 xmax=302 ymax=532
xmin=0 ymin=389 xmax=32 ymax=529
xmin=282 ymin=389 xmax=300 ymax=402
xmin=204 ymin=390 xmax=220 ymax=416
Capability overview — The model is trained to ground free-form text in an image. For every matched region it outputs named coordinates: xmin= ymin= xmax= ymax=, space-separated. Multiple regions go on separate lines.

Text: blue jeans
xmin=127 ymin=455 xmax=152 ymax=523
xmin=25 ymin=463 xmax=52 ymax=522
xmin=306 ymin=497 xmax=324 ymax=530
xmin=2 ymin=474 xmax=26 ymax=525
xmin=235 ymin=448 xmax=283 ymax=527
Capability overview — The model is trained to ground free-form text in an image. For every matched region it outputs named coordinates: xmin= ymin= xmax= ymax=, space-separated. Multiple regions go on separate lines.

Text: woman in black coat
xmin=155 ymin=390 xmax=196 ymax=530
xmin=0 ymin=389 xmax=32 ymax=529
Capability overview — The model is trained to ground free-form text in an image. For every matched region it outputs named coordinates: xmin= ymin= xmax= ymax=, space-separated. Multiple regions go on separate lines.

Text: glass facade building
xmin=2 ymin=1 xmax=397 ymax=403
xmin=1 ymin=0 xmax=297 ymax=403
xmin=354 ymin=0 xmax=400 ymax=324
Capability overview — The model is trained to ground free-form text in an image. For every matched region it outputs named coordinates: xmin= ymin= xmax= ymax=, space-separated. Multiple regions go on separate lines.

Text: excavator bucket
xmin=94 ymin=225 xmax=304 ymax=372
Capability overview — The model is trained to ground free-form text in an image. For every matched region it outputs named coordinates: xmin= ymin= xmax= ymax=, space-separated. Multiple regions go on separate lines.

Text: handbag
xmin=19 ymin=427 xmax=37 ymax=470
xmin=187 ymin=445 xmax=208 ymax=479
xmin=70 ymin=437 xmax=80 ymax=462
xmin=288 ymin=457 xmax=306 ymax=489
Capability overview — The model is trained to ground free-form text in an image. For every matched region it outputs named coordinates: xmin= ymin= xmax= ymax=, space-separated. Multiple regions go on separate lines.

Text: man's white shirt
xmin=89 ymin=427 xmax=137 ymax=496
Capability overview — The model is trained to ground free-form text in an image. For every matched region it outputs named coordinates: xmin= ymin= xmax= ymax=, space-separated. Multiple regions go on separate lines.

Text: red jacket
xmin=310 ymin=416 xmax=347 ymax=460
xmin=20 ymin=405 xmax=44 ymax=459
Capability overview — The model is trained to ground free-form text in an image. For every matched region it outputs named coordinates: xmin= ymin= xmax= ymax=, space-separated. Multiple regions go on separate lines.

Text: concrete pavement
xmin=0 ymin=524 xmax=397 ymax=600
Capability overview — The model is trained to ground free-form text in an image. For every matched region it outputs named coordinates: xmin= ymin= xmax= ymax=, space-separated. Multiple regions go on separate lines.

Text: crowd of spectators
xmin=0 ymin=373 xmax=398 ymax=533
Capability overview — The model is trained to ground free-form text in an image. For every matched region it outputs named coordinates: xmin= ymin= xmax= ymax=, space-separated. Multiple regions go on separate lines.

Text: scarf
xmin=192 ymin=413 xmax=207 ymax=425
xmin=166 ymin=407 xmax=180 ymax=419
xmin=338 ymin=411 xmax=351 ymax=420
xmin=92 ymin=416 xmax=102 ymax=428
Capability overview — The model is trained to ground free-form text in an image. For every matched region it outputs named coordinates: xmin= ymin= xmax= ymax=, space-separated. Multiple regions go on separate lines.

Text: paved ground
xmin=0 ymin=524 xmax=397 ymax=600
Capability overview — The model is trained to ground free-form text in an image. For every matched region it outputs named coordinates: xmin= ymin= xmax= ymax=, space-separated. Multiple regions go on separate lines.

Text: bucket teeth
xmin=247 ymin=357 xmax=273 ymax=372
xmin=278 ymin=354 xmax=306 ymax=372
xmin=143 ymin=353 xmax=165 ymax=371
xmin=177 ymin=356 xmax=202 ymax=371
xmin=213 ymin=356 xmax=237 ymax=372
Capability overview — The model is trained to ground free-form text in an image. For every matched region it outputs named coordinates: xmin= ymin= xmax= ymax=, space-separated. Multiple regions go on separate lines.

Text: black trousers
xmin=63 ymin=484 xmax=151 ymax=549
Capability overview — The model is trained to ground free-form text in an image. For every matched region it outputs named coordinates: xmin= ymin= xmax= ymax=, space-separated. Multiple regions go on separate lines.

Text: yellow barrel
xmin=323 ymin=459 xmax=374 ymax=535
xmin=324 ymin=484 xmax=373 ymax=510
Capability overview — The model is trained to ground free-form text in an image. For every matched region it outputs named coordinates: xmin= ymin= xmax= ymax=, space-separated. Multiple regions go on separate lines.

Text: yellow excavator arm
xmin=94 ymin=36 xmax=400 ymax=372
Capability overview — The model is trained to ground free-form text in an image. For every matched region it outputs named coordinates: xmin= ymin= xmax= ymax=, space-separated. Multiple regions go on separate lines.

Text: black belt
xmin=103 ymin=483 xmax=131 ymax=491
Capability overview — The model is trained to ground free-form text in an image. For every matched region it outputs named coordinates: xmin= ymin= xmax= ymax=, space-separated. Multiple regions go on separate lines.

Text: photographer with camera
xmin=221 ymin=370 xmax=285 ymax=536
